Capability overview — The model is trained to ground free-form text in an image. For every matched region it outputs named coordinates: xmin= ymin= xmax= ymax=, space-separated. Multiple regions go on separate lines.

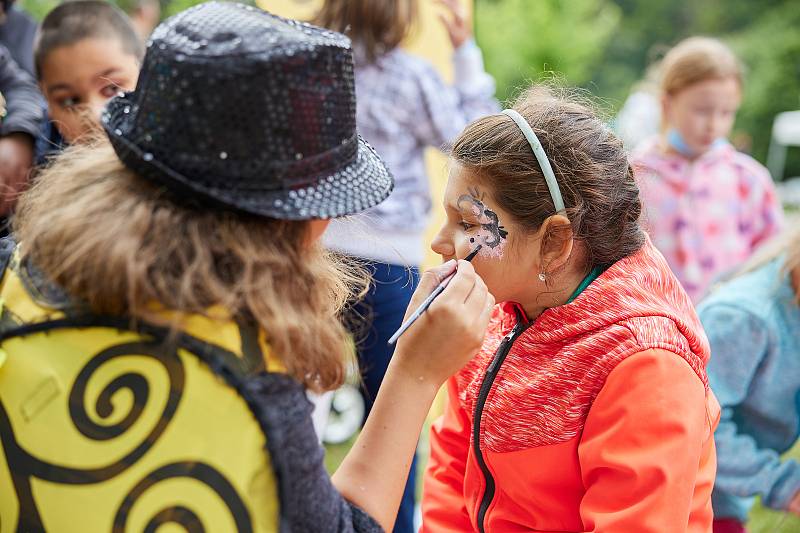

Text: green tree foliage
xmin=729 ymin=3 xmax=800 ymax=177
xmin=475 ymin=0 xmax=622 ymax=102
xmin=17 ymin=0 xmax=58 ymax=19
xmin=160 ymin=0 xmax=254 ymax=18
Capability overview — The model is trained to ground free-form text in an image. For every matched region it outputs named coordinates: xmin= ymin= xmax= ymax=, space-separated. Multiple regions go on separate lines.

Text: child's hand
xmin=789 ymin=489 xmax=800 ymax=516
xmin=436 ymin=0 xmax=472 ymax=50
xmin=0 ymin=133 xmax=34 ymax=216
xmin=392 ymin=259 xmax=494 ymax=387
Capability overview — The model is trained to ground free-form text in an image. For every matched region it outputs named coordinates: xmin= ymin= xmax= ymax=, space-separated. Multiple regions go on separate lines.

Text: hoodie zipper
xmin=473 ymin=314 xmax=530 ymax=533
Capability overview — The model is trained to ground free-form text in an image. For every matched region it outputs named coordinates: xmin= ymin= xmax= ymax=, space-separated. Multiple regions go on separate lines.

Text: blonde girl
xmin=631 ymin=36 xmax=783 ymax=302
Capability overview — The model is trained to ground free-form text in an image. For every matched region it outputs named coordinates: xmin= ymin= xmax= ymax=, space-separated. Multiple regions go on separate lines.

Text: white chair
xmin=767 ymin=110 xmax=800 ymax=208
xmin=767 ymin=111 xmax=800 ymax=180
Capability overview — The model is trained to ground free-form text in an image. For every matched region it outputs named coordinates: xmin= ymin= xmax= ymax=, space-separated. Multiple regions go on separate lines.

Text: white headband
xmin=502 ymin=109 xmax=566 ymax=214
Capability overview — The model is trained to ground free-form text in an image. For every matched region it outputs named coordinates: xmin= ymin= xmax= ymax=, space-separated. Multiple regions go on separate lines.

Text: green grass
xmin=749 ymin=504 xmax=799 ymax=533
xmin=324 ymin=435 xmax=357 ymax=474
xmin=747 ymin=442 xmax=800 ymax=533
xmin=324 ymin=421 xmax=432 ymax=500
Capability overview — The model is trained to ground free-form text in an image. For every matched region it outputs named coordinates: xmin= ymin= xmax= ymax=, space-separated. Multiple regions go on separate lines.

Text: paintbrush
xmin=387 ymin=244 xmax=483 ymax=345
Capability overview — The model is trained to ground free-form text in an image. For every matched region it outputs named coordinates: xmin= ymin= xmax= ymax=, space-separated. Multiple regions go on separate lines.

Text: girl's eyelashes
xmin=100 ymin=83 xmax=122 ymax=98
xmin=459 ymin=221 xmax=477 ymax=231
xmin=57 ymin=96 xmax=79 ymax=109
xmin=55 ymin=82 xmax=126 ymax=109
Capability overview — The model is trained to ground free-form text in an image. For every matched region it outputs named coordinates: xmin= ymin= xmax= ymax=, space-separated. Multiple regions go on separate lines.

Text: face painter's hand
xmin=391 ymin=260 xmax=494 ymax=387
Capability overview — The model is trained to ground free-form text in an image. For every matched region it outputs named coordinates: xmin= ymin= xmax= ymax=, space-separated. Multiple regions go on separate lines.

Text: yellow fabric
xmin=171 ymin=308 xmax=286 ymax=374
xmin=0 ymin=264 xmax=281 ymax=532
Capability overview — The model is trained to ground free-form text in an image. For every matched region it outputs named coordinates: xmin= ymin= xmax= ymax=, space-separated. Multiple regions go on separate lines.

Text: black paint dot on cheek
xmin=470 ymin=238 xmax=475 ymax=243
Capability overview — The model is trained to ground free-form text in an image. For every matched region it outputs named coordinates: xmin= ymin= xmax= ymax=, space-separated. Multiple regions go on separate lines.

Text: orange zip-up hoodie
xmin=422 ymin=241 xmax=720 ymax=532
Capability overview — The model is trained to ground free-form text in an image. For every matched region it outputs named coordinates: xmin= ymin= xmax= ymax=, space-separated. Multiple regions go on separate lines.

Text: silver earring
xmin=538 ymin=272 xmax=546 ymax=282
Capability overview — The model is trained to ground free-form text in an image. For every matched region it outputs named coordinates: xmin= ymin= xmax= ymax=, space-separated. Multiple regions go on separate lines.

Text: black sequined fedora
xmin=102 ymin=1 xmax=393 ymax=220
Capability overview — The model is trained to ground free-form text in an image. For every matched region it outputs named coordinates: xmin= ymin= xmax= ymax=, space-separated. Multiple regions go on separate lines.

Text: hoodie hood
xmin=463 ymin=238 xmax=712 ymax=452
xmin=525 ymin=238 xmax=710 ymax=368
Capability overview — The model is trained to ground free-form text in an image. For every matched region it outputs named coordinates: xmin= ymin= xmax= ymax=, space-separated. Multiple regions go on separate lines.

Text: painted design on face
xmin=457 ymin=187 xmax=508 ymax=258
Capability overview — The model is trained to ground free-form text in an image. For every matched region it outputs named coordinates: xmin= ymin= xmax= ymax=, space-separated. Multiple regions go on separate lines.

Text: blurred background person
xmin=314 ymin=0 xmax=498 ymax=531
xmin=0 ymin=0 xmax=37 ymax=75
xmin=614 ymin=61 xmax=661 ymax=152
xmin=0 ymin=0 xmax=41 ymax=233
xmin=631 ymin=37 xmax=783 ymax=302
xmin=698 ymin=230 xmax=800 ymax=532
xmin=0 ymin=43 xmax=43 ymax=235
xmin=118 ymin=0 xmax=161 ymax=41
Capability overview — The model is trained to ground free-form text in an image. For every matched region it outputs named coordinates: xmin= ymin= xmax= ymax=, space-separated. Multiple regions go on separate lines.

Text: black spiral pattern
xmin=69 ymin=354 xmax=151 ymax=442
xmin=143 ymin=506 xmax=203 ymax=533
xmin=0 ymin=306 xmax=279 ymax=533
xmin=0 ymin=340 xmax=188 ymax=530
xmin=113 ymin=462 xmax=252 ymax=533
xmin=31 ymin=342 xmax=184 ymax=484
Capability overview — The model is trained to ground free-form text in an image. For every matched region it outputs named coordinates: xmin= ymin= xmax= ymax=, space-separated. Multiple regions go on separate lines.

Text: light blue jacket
xmin=698 ymin=258 xmax=800 ymax=520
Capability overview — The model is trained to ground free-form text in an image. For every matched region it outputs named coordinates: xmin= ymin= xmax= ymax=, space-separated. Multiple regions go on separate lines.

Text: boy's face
xmin=431 ymin=162 xmax=546 ymax=308
xmin=40 ymin=38 xmax=140 ymax=144
xmin=662 ymin=76 xmax=741 ymax=155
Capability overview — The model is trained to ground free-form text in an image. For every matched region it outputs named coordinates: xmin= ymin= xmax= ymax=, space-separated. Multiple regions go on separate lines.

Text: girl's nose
xmin=709 ymin=113 xmax=725 ymax=136
xmin=431 ymin=226 xmax=455 ymax=259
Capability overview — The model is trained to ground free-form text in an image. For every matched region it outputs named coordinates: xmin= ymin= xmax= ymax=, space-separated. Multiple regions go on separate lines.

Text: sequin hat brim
xmin=103 ymin=94 xmax=394 ymax=220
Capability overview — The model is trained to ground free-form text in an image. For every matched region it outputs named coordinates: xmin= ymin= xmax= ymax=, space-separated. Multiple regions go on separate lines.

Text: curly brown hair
xmin=314 ymin=0 xmax=416 ymax=63
xmin=451 ymin=85 xmax=646 ymax=271
xmin=14 ymin=140 xmax=368 ymax=391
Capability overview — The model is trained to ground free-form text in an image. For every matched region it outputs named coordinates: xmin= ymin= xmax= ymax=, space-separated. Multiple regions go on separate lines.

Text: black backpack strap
xmin=0 ymin=237 xmax=15 ymax=281
xmin=0 ymin=315 xmax=259 ymax=381
xmin=0 ymin=238 xmax=75 ymax=313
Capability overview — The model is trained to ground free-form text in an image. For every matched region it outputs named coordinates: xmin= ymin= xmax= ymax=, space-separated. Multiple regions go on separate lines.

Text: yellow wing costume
xmin=0 ymin=240 xmax=380 ymax=533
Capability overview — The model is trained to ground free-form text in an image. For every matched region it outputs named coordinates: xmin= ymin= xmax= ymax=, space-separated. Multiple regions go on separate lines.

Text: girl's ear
xmin=538 ymin=214 xmax=573 ymax=276
xmin=660 ymin=93 xmax=671 ymax=124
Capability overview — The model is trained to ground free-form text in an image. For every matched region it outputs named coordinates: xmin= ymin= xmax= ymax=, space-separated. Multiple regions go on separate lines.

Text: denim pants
xmin=346 ymin=261 xmax=421 ymax=533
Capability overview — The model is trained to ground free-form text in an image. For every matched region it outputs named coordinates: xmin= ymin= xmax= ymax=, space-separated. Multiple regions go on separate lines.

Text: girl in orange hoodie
xmin=421 ymin=86 xmax=720 ymax=532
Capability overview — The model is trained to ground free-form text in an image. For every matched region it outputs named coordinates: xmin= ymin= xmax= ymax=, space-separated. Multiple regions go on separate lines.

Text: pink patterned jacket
xmin=631 ymin=138 xmax=783 ymax=302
